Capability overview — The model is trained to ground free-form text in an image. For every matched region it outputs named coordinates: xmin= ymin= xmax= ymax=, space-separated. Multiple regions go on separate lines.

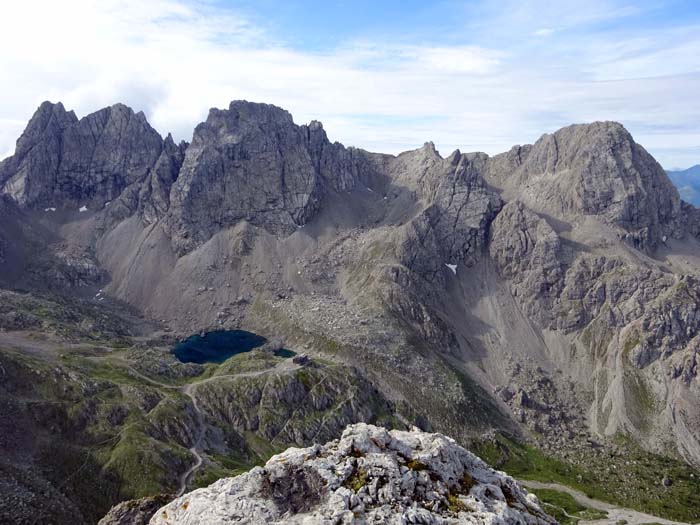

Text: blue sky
xmin=1 ymin=0 xmax=699 ymax=168
xmin=225 ymin=0 xmax=699 ymax=50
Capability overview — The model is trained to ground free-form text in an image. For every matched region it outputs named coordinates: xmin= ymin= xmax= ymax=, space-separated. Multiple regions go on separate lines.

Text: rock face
xmin=165 ymin=102 xmax=317 ymax=253
xmin=488 ymin=200 xmax=564 ymax=327
xmin=138 ymin=134 xmax=188 ymax=225
xmin=485 ymin=122 xmax=682 ymax=251
xmin=0 ymin=102 xmax=164 ymax=210
xmin=149 ymin=424 xmax=555 ymax=525
xmin=0 ymin=102 xmax=77 ymax=204
xmin=398 ymin=149 xmax=502 ymax=278
xmin=165 ymin=101 xmax=370 ymax=254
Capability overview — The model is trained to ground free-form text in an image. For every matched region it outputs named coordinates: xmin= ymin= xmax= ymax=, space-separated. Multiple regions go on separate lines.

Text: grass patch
xmin=103 ymin=425 xmax=187 ymax=498
xmin=344 ymin=466 xmax=369 ymax=492
xmin=623 ymin=370 xmax=656 ymax=430
xmin=472 ymin=433 xmax=586 ymax=485
xmin=531 ymin=488 xmax=607 ymax=525
xmin=210 ymin=452 xmax=257 ymax=474
xmin=60 ymin=354 xmax=143 ymax=386
xmin=447 ymin=492 xmax=469 ymax=513
xmin=296 ymin=369 xmax=315 ymax=389
xmin=472 ymin=433 xmax=700 ymax=523
xmin=191 ymin=463 xmax=239 ymax=489
xmin=242 ymin=431 xmax=284 ymax=462
xmin=622 ymin=335 xmax=640 ymax=358
xmin=212 ymin=350 xmax=278 ymax=376
xmin=406 ymin=459 xmax=428 ymax=471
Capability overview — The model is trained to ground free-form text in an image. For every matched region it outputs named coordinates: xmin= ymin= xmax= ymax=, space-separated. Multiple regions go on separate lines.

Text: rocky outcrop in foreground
xmin=149 ymin=424 xmax=555 ymax=525
xmin=99 ymin=495 xmax=173 ymax=525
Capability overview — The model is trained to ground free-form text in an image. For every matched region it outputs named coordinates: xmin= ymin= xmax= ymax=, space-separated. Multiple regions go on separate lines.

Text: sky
xmin=0 ymin=0 xmax=699 ymax=169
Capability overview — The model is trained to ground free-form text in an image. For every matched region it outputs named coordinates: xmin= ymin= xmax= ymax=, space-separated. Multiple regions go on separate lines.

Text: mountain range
xmin=1 ymin=100 xmax=700 ymax=524
xmin=667 ymin=165 xmax=700 ymax=206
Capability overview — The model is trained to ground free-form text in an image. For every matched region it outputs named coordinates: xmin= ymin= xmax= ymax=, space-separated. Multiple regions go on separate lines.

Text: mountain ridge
xmin=1 ymin=99 xmax=700 ymax=524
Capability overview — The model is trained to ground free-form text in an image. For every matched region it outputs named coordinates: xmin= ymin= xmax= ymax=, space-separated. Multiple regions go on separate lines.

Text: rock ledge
xmin=150 ymin=423 xmax=555 ymax=525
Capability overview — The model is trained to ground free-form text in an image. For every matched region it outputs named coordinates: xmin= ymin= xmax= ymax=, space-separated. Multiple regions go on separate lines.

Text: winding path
xmin=177 ymin=383 xmax=205 ymax=496
xmin=519 ymin=480 xmax=695 ymax=525
xmin=124 ymin=359 xmax=300 ymax=496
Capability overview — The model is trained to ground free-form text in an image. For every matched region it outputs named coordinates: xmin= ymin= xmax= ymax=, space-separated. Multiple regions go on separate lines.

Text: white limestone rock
xmin=150 ymin=424 xmax=555 ymax=525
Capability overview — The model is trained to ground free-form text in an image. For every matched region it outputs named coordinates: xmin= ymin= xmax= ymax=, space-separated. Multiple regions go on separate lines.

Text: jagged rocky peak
xmin=0 ymin=101 xmax=77 ymax=200
xmin=12 ymin=101 xmax=78 ymax=158
xmin=0 ymin=100 xmax=164 ymax=210
xmin=486 ymin=120 xmax=682 ymax=251
xmin=164 ymin=100 xmax=377 ymax=254
xmin=165 ymin=100 xmax=325 ymax=253
xmin=149 ymin=424 xmax=555 ymax=525
xmin=193 ymin=101 xmax=299 ymax=149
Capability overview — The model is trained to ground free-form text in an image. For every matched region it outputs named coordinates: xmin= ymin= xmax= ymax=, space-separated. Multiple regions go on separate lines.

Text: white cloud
xmin=402 ymin=46 xmax=504 ymax=74
xmin=462 ymin=0 xmax=644 ymax=40
xmin=533 ymin=28 xmax=556 ymax=37
xmin=0 ymin=0 xmax=698 ymax=169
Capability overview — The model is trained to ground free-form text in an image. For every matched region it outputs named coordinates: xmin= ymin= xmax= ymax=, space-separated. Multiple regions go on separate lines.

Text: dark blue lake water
xmin=171 ymin=330 xmax=294 ymax=364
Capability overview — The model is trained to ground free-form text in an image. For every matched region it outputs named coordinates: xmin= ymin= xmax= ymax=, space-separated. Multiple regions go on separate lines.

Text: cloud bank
xmin=1 ymin=0 xmax=699 ymax=168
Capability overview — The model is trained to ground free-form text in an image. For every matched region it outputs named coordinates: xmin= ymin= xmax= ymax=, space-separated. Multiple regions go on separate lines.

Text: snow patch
xmin=445 ymin=263 xmax=457 ymax=274
xmin=79 ymin=205 xmax=88 ymax=212
xmin=44 ymin=207 xmax=56 ymax=212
